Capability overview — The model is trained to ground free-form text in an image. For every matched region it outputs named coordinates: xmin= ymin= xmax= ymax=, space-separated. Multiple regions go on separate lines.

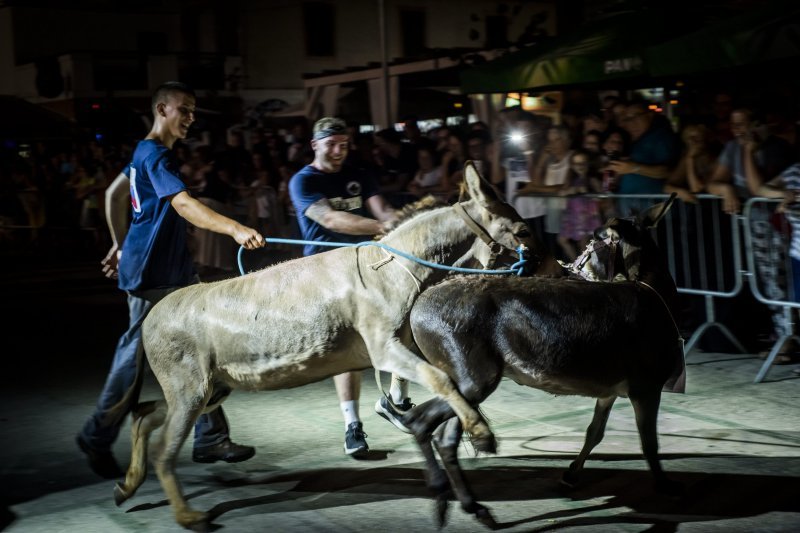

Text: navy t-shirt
xmin=288 ymin=164 xmax=380 ymax=256
xmin=617 ymin=124 xmax=679 ymax=194
xmin=118 ymin=139 xmax=196 ymax=291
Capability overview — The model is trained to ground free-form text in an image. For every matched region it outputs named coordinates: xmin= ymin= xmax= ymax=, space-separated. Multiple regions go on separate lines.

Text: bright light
xmin=509 ymin=131 xmax=524 ymax=144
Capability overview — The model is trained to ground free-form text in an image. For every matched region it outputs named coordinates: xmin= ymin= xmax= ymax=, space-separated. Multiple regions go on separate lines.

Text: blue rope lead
xmin=237 ymin=237 xmax=530 ymax=277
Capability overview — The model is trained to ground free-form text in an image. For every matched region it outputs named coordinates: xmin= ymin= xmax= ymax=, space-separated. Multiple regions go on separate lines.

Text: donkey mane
xmin=381 ymin=195 xmax=447 ymax=235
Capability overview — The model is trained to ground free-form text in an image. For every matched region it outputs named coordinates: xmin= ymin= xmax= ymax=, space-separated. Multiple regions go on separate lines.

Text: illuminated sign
xmin=604 ymin=57 xmax=644 ymax=74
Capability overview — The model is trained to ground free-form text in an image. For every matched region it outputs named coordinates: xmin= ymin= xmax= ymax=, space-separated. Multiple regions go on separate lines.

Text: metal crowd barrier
xmin=507 ymin=191 xmax=797 ymax=383
xmin=586 ymin=193 xmax=799 ymax=383
xmin=586 ymin=193 xmax=748 ymax=359
xmin=742 ymin=197 xmax=800 ymax=382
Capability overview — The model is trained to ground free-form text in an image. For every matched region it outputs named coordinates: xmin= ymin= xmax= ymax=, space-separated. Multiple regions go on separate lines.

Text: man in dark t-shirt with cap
xmin=289 ymin=117 xmax=413 ymax=458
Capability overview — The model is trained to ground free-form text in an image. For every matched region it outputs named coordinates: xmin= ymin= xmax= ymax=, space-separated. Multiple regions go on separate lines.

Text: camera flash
xmin=509 ymin=131 xmax=524 ymax=144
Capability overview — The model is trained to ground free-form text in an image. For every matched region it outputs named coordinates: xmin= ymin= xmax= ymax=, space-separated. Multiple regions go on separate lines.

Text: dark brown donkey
xmin=405 ymin=195 xmax=686 ymax=528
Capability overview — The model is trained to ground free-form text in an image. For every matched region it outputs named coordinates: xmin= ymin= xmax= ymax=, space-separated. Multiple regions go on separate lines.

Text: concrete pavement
xmin=1 ymin=254 xmax=799 ymax=532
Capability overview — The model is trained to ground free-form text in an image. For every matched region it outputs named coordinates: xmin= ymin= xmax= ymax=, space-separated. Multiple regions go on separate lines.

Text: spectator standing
xmin=406 ymin=141 xmax=450 ymax=201
xmin=708 ymin=107 xmax=796 ymax=361
xmin=440 ymin=131 xmax=467 ymax=186
xmin=502 ymin=114 xmax=546 ymax=242
xmin=664 ymin=124 xmax=716 ymax=204
xmin=373 ymin=127 xmax=418 ymax=202
xmin=517 ymin=125 xmax=574 ymax=259
xmin=612 ymin=101 xmax=679 ymax=215
xmin=582 ymin=129 xmax=604 ymax=177
xmin=466 ymin=129 xmax=504 ymax=191
xmin=558 ymin=150 xmax=602 ymax=260
xmin=401 ymin=115 xmax=423 ymax=146
xmin=247 ymin=152 xmax=277 ymax=237
xmin=778 ymin=164 xmax=800 ymax=305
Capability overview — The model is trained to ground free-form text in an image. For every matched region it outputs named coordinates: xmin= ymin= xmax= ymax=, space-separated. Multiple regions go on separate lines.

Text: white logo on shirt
xmin=329 ymin=196 xmax=363 ymax=211
xmin=130 ymin=166 xmax=142 ymax=213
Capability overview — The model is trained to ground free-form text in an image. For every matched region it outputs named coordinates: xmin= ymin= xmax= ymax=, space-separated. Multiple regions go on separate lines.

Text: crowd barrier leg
xmin=683 ymin=294 xmax=748 ymax=356
xmin=754 ymin=306 xmax=800 ymax=383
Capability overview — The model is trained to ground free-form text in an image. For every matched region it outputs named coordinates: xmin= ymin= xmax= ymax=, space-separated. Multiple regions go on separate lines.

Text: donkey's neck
xmin=380 ymin=204 xmax=478 ymax=290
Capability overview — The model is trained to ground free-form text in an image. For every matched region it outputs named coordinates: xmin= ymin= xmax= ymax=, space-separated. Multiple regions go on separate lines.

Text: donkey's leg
xmin=629 ymin=390 xmax=682 ymax=495
xmin=562 ymin=396 xmax=616 ymax=488
xmin=152 ymin=391 xmax=209 ymax=528
xmin=433 ymin=417 xmax=497 ymax=529
xmin=371 ymin=339 xmax=495 ymax=452
xmin=114 ymin=400 xmax=165 ymax=506
xmin=408 ymin=399 xmax=455 ymax=527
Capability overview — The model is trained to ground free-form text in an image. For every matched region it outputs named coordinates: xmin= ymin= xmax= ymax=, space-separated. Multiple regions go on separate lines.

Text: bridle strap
xmin=561 ymin=236 xmax=620 ymax=281
xmin=453 ymin=202 xmax=509 ymax=269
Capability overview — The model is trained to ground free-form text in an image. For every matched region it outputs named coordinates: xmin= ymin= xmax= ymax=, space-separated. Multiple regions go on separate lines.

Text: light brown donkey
xmin=108 ymin=163 xmax=543 ymax=529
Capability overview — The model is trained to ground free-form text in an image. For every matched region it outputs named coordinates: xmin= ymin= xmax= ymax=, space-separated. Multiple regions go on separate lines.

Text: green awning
xmin=646 ymin=1 xmax=799 ymax=77
xmin=460 ymin=10 xmax=691 ymax=94
xmin=460 ymin=3 xmax=798 ymax=95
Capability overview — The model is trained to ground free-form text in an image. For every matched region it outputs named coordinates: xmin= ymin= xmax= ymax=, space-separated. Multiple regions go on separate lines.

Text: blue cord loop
xmin=510 ymin=244 xmax=530 ymax=276
xmin=237 ymin=238 xmax=531 ymax=277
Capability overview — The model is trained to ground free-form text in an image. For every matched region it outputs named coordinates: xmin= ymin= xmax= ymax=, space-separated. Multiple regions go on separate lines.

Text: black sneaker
xmin=76 ymin=434 xmax=124 ymax=479
xmin=374 ymin=396 xmax=414 ymax=434
xmin=344 ymin=422 xmax=369 ymax=458
xmin=192 ymin=438 xmax=256 ymax=464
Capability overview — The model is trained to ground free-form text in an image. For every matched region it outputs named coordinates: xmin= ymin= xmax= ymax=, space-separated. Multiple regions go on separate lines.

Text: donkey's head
xmin=456 ymin=161 xmax=545 ymax=273
xmin=565 ymin=194 xmax=677 ymax=283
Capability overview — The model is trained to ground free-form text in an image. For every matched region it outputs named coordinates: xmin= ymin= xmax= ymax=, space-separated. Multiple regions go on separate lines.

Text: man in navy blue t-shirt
xmin=289 ymin=117 xmax=413 ymax=458
xmin=77 ymin=82 xmax=265 ymax=479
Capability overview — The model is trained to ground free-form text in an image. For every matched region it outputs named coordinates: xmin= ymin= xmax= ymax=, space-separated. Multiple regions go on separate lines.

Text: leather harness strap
xmin=453 ymin=202 xmax=508 ymax=269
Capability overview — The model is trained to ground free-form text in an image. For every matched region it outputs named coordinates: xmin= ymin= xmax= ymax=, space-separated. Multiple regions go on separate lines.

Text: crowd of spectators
xmin=3 ymin=88 xmax=800 ymax=366
xmin=2 ymin=91 xmax=799 ymax=268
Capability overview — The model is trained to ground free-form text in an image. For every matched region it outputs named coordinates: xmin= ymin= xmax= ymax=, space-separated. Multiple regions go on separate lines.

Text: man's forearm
xmin=319 ymin=209 xmax=383 ymax=235
xmin=634 ymin=163 xmax=670 ymax=179
xmin=105 ymin=172 xmax=131 ymax=247
xmin=171 ymin=191 xmax=240 ymax=237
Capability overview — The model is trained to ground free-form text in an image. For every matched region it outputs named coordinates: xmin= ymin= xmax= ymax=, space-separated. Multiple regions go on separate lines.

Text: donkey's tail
xmin=663 ymin=338 xmax=687 ymax=394
xmin=101 ymin=345 xmax=146 ymax=427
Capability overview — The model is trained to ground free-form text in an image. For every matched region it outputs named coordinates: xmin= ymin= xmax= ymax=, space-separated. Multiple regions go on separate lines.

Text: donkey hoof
xmin=434 ymin=495 xmax=450 ymax=528
xmin=177 ymin=510 xmax=209 ymax=530
xmin=113 ymin=483 xmax=130 ymax=506
xmin=473 ymin=505 xmax=498 ymax=530
xmin=470 ymin=433 xmax=497 ymax=454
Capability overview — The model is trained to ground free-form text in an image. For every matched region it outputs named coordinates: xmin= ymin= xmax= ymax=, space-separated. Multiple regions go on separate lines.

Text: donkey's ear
xmin=639 ymin=193 xmax=677 ymax=228
xmin=464 ymin=160 xmax=500 ymax=207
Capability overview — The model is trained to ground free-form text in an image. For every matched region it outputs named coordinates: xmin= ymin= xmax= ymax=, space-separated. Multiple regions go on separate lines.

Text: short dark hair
xmin=151 ymin=81 xmax=195 ymax=114
xmin=312 ymin=117 xmax=348 ymax=140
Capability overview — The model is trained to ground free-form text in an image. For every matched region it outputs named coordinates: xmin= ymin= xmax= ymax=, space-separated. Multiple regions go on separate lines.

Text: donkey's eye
xmin=514 ymin=228 xmax=531 ymax=239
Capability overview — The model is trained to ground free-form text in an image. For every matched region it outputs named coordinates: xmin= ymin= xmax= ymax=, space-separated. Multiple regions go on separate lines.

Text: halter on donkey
xmin=106 ymin=162 xmax=544 ymax=529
